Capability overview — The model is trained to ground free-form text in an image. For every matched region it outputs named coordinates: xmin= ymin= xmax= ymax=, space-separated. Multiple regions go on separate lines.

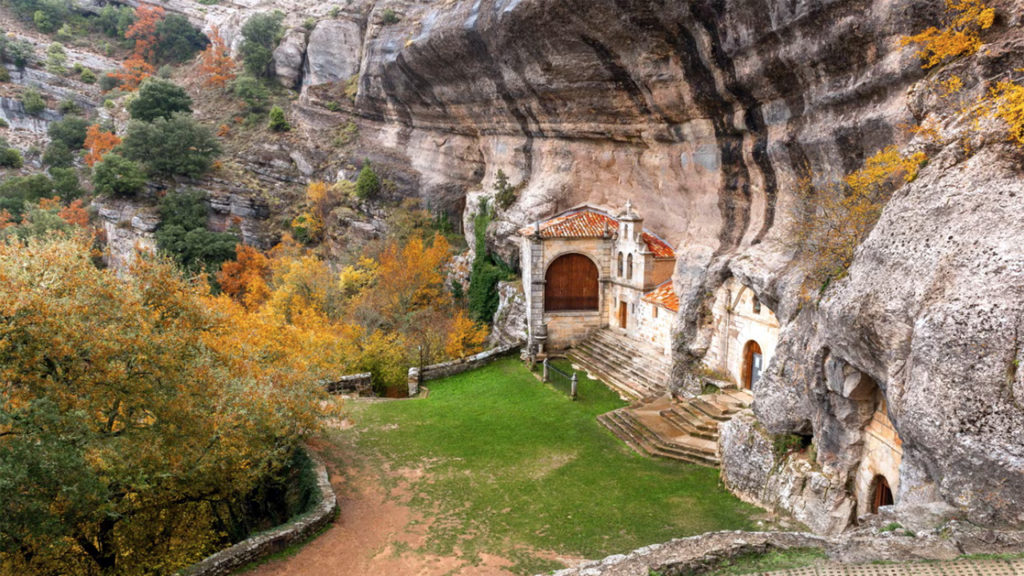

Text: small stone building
xmin=701 ymin=278 xmax=782 ymax=389
xmin=519 ymin=203 xmax=677 ymax=354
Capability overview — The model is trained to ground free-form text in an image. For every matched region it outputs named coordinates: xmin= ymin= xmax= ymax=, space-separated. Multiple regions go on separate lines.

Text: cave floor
xmin=243 ymin=357 xmax=768 ymax=576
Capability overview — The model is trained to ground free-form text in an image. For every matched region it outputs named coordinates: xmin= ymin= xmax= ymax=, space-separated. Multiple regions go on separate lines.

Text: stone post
xmin=407 ymin=367 xmax=420 ymax=397
xmin=570 ymin=372 xmax=578 ymax=401
xmin=542 ymin=358 xmax=549 ymax=382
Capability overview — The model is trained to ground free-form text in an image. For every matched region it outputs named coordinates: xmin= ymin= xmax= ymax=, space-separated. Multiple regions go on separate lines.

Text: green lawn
xmin=328 ymin=357 xmax=761 ymax=575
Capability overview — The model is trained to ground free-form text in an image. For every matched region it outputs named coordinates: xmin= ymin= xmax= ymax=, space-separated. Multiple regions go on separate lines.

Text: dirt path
xmin=241 ymin=440 xmax=521 ymax=576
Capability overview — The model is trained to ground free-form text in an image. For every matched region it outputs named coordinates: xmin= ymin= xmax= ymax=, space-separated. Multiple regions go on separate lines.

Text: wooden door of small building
xmin=618 ymin=301 xmax=627 ymax=328
xmin=545 ymin=254 xmax=599 ymax=311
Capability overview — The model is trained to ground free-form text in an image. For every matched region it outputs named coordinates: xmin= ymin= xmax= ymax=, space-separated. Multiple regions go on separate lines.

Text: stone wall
xmin=854 ymin=395 xmax=903 ymax=517
xmin=325 ymin=372 xmax=373 ymax=396
xmin=702 ymin=277 xmax=780 ymax=387
xmin=634 ymin=300 xmax=674 ymax=356
xmin=179 ymin=451 xmax=338 ymax=576
xmin=407 ymin=343 xmax=521 ymax=396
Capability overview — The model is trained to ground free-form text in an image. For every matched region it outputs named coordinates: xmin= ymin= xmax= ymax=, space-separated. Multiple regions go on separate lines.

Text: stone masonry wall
xmin=325 ymin=372 xmax=373 ymax=396
xmin=179 ymin=451 xmax=337 ymax=576
xmin=407 ymin=343 xmax=521 ymax=396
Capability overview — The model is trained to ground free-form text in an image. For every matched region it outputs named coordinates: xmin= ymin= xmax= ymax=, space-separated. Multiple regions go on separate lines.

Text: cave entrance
xmin=742 ymin=340 xmax=763 ymax=390
xmin=871 ymin=475 xmax=894 ymax=514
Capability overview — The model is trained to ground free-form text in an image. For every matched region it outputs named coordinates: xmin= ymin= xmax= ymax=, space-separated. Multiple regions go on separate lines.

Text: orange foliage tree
xmin=901 ymin=0 xmax=995 ymax=69
xmin=109 ymin=57 xmax=155 ymax=91
xmin=199 ymin=26 xmax=235 ymax=89
xmin=445 ymin=310 xmax=489 ymax=359
xmin=125 ymin=4 xmax=165 ymax=62
xmin=57 ymin=199 xmax=90 ymax=228
xmin=217 ymin=243 xmax=272 ymax=309
xmin=83 ymin=124 xmax=121 ymax=166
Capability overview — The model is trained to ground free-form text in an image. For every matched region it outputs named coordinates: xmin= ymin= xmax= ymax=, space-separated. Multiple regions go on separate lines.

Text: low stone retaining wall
xmin=407 ymin=343 xmax=521 ymax=396
xmin=325 ymin=372 xmax=373 ymax=396
xmin=548 ymin=530 xmax=828 ymax=576
xmin=178 ymin=451 xmax=338 ymax=576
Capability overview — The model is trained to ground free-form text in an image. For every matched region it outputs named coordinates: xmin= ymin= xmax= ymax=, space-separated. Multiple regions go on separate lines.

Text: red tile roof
xmin=642 ymin=280 xmax=679 ymax=312
xmin=519 ymin=206 xmax=675 ymax=258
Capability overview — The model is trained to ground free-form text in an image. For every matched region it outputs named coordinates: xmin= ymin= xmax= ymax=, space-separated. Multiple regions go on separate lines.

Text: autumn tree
xmin=901 ymin=0 xmax=995 ymax=69
xmin=445 ymin=310 xmax=489 ymax=359
xmin=0 ymin=236 xmax=328 ymax=574
xmin=124 ymin=4 xmax=165 ymax=62
xmin=83 ymin=124 xmax=120 ymax=166
xmin=199 ymin=26 xmax=235 ymax=89
xmin=108 ymin=57 xmax=154 ymax=91
xmin=788 ymin=146 xmax=927 ymax=296
xmin=217 ymin=243 xmax=272 ymax=309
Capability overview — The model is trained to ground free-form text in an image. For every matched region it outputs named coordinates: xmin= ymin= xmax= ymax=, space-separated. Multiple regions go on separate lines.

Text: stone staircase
xmin=598 ymin=389 xmax=753 ymax=467
xmin=567 ymin=329 xmax=671 ymax=401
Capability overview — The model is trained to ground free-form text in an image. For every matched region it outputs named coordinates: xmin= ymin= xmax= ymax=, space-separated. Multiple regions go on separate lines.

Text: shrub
xmin=155 ymin=14 xmax=209 ymax=63
xmin=49 ymin=166 xmax=81 ymax=200
xmin=239 ymin=11 xmax=284 ymax=78
xmin=128 ymin=78 xmax=193 ymax=121
xmin=45 ymin=42 xmax=67 ymax=75
xmin=0 ymin=119 xmax=7 ymax=128
xmin=493 ymin=169 xmax=517 ymax=209
xmin=21 ymin=88 xmax=46 ymax=116
xmin=42 ymin=140 xmax=73 ymax=168
xmin=121 ymin=113 xmax=222 ymax=178
xmin=80 ymin=68 xmax=96 ymax=83
xmin=48 ymin=115 xmax=89 ymax=150
xmin=93 ymin=153 xmax=147 ymax=197
xmin=8 ymin=39 xmax=34 ymax=69
xmin=233 ymin=75 xmax=269 ymax=112
xmin=467 ymin=199 xmax=512 ymax=322
xmin=99 ymin=72 xmax=119 ymax=91
xmin=156 ymin=188 xmax=238 ymax=274
xmin=267 ymin=105 xmax=289 ymax=131
xmin=901 ymin=0 xmax=994 ymax=69
xmin=58 ymin=99 xmax=80 ymax=114
xmin=772 ymin=434 xmax=804 ymax=459
xmin=0 ymin=147 xmax=24 ymax=168
xmin=0 ymin=68 xmax=9 ymax=83
xmin=355 ymin=161 xmax=380 ymax=199
xmin=380 ymin=8 xmax=400 ymax=24
xmin=0 ymin=175 xmax=53 ymax=219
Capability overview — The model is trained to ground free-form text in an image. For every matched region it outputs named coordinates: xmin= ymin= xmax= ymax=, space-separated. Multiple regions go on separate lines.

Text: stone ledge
xmin=408 ymin=343 xmax=522 ymax=396
xmin=177 ymin=450 xmax=338 ymax=576
xmin=547 ymin=531 xmax=828 ymax=576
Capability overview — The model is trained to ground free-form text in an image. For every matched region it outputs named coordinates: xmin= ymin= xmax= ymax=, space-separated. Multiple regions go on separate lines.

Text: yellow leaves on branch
xmin=790 ymin=146 xmax=927 ymax=295
xmin=445 ymin=310 xmax=488 ymax=359
xmin=900 ymin=0 xmax=995 ymax=69
xmin=988 ymin=80 xmax=1024 ymax=147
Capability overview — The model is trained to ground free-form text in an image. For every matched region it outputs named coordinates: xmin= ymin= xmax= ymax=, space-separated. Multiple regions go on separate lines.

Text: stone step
xmin=568 ymin=345 xmax=664 ymax=397
xmin=659 ymin=407 xmax=719 ymax=441
xmin=574 ymin=343 xmax=670 ymax=391
xmin=690 ymin=397 xmax=740 ymax=421
xmin=568 ymin=352 xmax=653 ymax=401
xmin=610 ymin=410 xmax=720 ymax=466
xmin=589 ymin=331 xmax=672 ymax=372
xmin=721 ymin=388 xmax=754 ymax=406
xmin=575 ymin=338 xmax=671 ymax=382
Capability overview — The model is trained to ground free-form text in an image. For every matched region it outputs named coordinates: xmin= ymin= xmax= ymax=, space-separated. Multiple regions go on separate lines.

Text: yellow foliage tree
xmin=445 ymin=310 xmax=489 ymax=359
xmin=789 ymin=146 xmax=927 ymax=295
xmin=901 ymin=0 xmax=995 ymax=69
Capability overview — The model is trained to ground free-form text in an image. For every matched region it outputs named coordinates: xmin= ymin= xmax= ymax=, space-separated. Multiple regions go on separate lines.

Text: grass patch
xmin=681 ymin=547 xmax=827 ymax=575
xmin=328 ymin=358 xmax=761 ymax=574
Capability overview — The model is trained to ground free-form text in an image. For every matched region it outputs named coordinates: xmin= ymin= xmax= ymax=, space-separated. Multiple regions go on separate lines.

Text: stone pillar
xmin=407 ymin=367 xmax=420 ymax=397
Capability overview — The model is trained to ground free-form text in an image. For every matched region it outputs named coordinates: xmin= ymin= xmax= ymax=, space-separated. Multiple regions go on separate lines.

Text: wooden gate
xmin=545 ymin=254 xmax=599 ymax=311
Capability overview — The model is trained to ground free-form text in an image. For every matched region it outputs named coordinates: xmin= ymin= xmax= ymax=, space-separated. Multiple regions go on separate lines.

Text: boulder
xmin=273 ymin=28 xmax=308 ymax=89
xmin=305 ymin=19 xmax=362 ymax=87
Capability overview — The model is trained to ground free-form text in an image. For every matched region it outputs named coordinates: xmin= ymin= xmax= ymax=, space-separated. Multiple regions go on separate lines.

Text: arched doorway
xmin=742 ymin=340 xmax=763 ymax=390
xmin=545 ymin=254 xmax=599 ymax=311
xmin=871 ymin=475 xmax=894 ymax=513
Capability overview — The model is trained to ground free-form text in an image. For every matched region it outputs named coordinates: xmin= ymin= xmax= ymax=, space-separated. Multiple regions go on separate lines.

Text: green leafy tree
xmin=45 ymin=42 xmax=66 ymax=75
xmin=7 ymin=39 xmax=34 ymax=69
xmin=156 ymin=189 xmax=238 ymax=274
xmin=355 ymin=161 xmax=381 ymax=199
xmin=21 ymin=88 xmax=45 ymax=116
xmin=268 ymin=105 xmax=289 ymax=131
xmin=80 ymin=68 xmax=96 ymax=83
xmin=154 ymin=14 xmax=208 ymax=63
xmin=42 ymin=140 xmax=73 ymax=168
xmin=127 ymin=78 xmax=193 ymax=121
xmin=50 ymin=166 xmax=81 ymax=200
xmin=239 ymin=11 xmax=284 ymax=77
xmin=92 ymin=153 xmax=146 ymax=197
xmin=0 ymin=147 xmax=23 ymax=169
xmin=0 ymin=175 xmax=55 ymax=219
xmin=233 ymin=75 xmax=269 ymax=111
xmin=121 ymin=113 xmax=221 ymax=178
xmin=48 ymin=116 xmax=90 ymax=150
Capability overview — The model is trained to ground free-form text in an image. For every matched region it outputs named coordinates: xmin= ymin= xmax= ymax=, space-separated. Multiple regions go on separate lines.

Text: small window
xmin=617 ymin=252 xmax=623 ymax=277
xmin=626 ymin=254 xmax=633 ymax=280
xmin=752 ymin=295 xmax=761 ymax=314
xmin=652 ymin=307 xmax=658 ymax=319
